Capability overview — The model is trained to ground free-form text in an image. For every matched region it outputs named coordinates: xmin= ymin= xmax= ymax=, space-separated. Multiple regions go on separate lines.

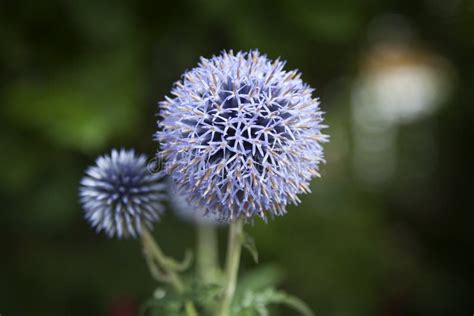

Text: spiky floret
xmin=79 ymin=149 xmax=166 ymax=238
xmin=168 ymin=179 xmax=221 ymax=226
xmin=156 ymin=50 xmax=328 ymax=222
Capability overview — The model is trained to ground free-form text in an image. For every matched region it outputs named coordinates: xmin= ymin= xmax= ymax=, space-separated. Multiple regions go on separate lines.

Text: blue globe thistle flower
xmin=168 ymin=180 xmax=222 ymax=226
xmin=156 ymin=50 xmax=328 ymax=222
xmin=79 ymin=149 xmax=166 ymax=238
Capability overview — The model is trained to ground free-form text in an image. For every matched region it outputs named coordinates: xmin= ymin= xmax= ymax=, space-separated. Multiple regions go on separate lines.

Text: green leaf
xmin=235 ymin=264 xmax=284 ymax=298
xmin=162 ymin=249 xmax=194 ymax=272
xmin=267 ymin=290 xmax=314 ymax=316
xmin=141 ymin=288 xmax=191 ymax=316
xmin=190 ymin=281 xmax=222 ymax=305
xmin=234 ymin=288 xmax=315 ymax=316
xmin=242 ymin=232 xmax=259 ymax=263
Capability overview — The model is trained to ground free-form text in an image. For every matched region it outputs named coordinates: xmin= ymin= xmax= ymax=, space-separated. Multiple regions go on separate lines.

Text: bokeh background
xmin=1 ymin=0 xmax=473 ymax=315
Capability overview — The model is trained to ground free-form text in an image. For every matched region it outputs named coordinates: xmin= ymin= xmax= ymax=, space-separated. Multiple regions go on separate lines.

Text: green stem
xmin=141 ymin=228 xmax=199 ymax=316
xmin=217 ymin=218 xmax=244 ymax=316
xmin=196 ymin=223 xmax=220 ymax=284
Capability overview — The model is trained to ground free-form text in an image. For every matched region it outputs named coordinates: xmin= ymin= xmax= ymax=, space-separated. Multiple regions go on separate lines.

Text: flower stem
xmin=217 ymin=218 xmax=244 ymax=316
xmin=141 ymin=228 xmax=198 ymax=316
xmin=197 ymin=223 xmax=220 ymax=284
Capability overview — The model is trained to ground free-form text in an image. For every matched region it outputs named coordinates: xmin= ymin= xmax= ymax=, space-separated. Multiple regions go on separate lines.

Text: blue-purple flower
xmin=79 ymin=149 xmax=166 ymax=238
xmin=156 ymin=50 xmax=328 ymax=222
xmin=168 ymin=179 xmax=222 ymax=226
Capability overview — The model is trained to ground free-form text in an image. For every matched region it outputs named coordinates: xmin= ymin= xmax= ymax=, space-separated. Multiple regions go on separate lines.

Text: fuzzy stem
xmin=141 ymin=228 xmax=198 ymax=316
xmin=197 ymin=223 xmax=220 ymax=284
xmin=217 ymin=218 xmax=244 ymax=316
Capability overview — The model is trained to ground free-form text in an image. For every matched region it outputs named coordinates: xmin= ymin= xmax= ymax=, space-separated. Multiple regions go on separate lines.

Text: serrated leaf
xmin=266 ymin=290 xmax=314 ymax=316
xmin=242 ymin=232 xmax=259 ymax=263
xmin=234 ymin=288 xmax=315 ymax=316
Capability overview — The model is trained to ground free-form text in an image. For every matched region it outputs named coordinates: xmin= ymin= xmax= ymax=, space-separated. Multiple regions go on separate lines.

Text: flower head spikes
xmin=168 ymin=180 xmax=222 ymax=226
xmin=156 ymin=50 xmax=328 ymax=222
xmin=79 ymin=149 xmax=166 ymax=238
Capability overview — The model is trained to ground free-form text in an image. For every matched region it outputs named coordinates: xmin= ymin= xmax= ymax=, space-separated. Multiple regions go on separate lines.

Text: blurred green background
xmin=1 ymin=0 xmax=473 ymax=315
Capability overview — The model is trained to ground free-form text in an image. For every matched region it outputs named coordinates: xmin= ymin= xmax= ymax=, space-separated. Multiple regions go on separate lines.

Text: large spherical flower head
xmin=79 ymin=149 xmax=166 ymax=238
xmin=156 ymin=50 xmax=328 ymax=222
